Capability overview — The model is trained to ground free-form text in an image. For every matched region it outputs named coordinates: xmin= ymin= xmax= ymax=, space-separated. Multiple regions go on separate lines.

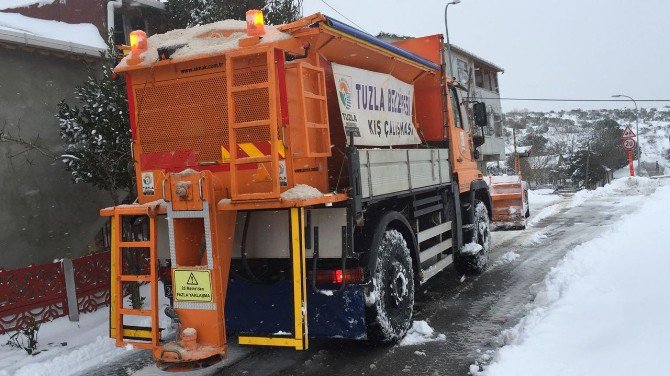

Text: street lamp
xmin=444 ymin=0 xmax=461 ymax=77
xmin=612 ymin=94 xmax=641 ymax=169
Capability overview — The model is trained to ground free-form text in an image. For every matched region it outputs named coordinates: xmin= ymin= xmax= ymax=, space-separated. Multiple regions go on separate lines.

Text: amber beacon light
xmin=127 ymin=30 xmax=148 ymax=65
xmin=246 ymin=10 xmax=265 ymax=36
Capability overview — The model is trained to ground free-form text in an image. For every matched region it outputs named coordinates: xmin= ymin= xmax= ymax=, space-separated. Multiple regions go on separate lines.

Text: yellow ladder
xmin=109 ymin=207 xmax=160 ymax=349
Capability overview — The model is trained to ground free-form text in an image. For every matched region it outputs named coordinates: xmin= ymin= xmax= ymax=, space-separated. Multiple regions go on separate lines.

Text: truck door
xmin=447 ymin=85 xmax=481 ymax=191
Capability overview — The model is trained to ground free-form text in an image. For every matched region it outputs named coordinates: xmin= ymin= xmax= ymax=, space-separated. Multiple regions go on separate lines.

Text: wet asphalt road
xmin=93 ymin=189 xmax=639 ymax=376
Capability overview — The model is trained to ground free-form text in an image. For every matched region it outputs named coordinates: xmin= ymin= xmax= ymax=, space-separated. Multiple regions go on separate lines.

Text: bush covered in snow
xmin=57 ymin=41 xmax=133 ymax=205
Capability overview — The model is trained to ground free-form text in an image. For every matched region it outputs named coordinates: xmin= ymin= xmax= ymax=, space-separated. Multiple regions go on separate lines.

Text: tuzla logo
xmin=337 ymin=77 xmax=352 ymax=110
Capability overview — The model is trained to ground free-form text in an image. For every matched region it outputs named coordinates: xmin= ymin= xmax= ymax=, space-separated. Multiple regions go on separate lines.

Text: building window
xmin=475 ymin=69 xmax=484 ymax=89
xmin=457 ymin=59 xmax=469 ymax=83
xmin=493 ymin=113 xmax=503 ymax=137
xmin=474 ymin=69 xmax=499 ymax=93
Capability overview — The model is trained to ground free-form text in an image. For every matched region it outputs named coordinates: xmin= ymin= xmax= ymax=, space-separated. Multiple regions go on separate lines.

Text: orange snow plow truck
xmin=102 ymin=11 xmax=494 ymax=369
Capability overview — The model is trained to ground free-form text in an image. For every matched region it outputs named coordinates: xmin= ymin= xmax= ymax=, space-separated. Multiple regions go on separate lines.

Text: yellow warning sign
xmin=173 ymin=269 xmax=213 ymax=302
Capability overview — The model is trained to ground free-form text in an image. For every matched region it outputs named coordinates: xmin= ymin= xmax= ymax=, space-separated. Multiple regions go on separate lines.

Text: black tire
xmin=454 ymin=200 xmax=491 ymax=275
xmin=365 ymin=229 xmax=415 ymax=344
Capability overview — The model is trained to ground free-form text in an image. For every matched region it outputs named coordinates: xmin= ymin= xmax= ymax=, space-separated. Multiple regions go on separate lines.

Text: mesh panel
xmin=232 ymin=53 xmax=269 ymax=86
xmin=135 ymin=73 xmax=228 ymax=163
xmin=235 ymin=126 xmax=271 ymax=144
xmin=232 ymin=88 xmax=270 ymax=124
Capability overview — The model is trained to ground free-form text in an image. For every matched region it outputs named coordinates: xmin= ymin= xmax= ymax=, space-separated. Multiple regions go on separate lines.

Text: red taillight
xmin=334 ymin=269 xmax=343 ymax=284
xmin=314 ymin=267 xmax=365 ymax=285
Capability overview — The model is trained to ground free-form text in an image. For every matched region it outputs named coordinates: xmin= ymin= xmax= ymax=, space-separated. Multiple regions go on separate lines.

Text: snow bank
xmin=280 ymin=184 xmax=323 ymax=201
xmin=0 ymin=309 xmax=122 ymax=376
xmin=569 ymin=176 xmax=658 ymax=208
xmin=0 ymin=12 xmax=106 ymax=50
xmin=0 ymin=0 xmax=55 ymax=10
xmin=476 ymin=179 xmax=670 ymax=375
xmin=399 ymin=320 xmax=446 ymax=346
xmin=117 ymin=20 xmax=291 ymax=69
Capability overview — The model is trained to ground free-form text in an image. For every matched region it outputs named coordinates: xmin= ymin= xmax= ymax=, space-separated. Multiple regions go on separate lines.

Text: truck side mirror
xmin=473 ymin=102 xmax=488 ymax=128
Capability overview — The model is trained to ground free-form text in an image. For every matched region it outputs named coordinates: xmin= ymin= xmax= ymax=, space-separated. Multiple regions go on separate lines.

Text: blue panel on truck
xmin=323 ymin=15 xmax=441 ymax=71
xmin=224 ymin=277 xmax=367 ymax=339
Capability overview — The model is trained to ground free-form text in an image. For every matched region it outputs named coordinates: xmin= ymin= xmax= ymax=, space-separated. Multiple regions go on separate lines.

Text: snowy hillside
xmin=504 ymin=107 xmax=670 ymax=174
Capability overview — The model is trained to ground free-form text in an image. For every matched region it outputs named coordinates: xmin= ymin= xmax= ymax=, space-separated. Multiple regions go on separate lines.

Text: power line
xmin=470 ymin=97 xmax=670 ymax=102
xmin=319 ymin=0 xmax=369 ymax=34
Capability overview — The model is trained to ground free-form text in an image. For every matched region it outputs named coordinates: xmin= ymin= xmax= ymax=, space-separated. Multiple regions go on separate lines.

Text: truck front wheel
xmin=365 ymin=229 xmax=415 ymax=344
xmin=454 ymin=200 xmax=491 ymax=275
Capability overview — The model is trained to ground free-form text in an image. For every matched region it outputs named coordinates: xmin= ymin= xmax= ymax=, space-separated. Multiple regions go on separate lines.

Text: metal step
xmin=417 ymin=221 xmax=451 ymax=243
xmin=419 ymin=239 xmax=452 ymax=263
xmin=421 ymin=255 xmax=454 ymax=284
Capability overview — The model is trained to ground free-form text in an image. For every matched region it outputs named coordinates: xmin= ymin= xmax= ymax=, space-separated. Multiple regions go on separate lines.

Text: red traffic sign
xmin=622 ymin=126 xmax=636 ymax=138
xmin=623 ymin=138 xmax=636 ymax=150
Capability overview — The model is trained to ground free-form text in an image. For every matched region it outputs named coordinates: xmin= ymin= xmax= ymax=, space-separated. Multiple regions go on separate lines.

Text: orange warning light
xmin=246 ymin=10 xmax=265 ymax=36
xmin=128 ymin=30 xmax=147 ymax=65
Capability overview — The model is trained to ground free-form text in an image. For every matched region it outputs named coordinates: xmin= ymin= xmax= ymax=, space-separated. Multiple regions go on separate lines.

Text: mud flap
xmin=225 ymin=277 xmax=367 ymax=340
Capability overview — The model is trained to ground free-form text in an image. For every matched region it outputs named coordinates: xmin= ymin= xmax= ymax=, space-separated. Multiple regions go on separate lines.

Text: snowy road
xmin=48 ymin=181 xmax=655 ymax=376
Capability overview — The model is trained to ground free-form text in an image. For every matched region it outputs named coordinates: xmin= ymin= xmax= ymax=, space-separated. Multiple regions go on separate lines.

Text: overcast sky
xmin=302 ymin=0 xmax=669 ymax=112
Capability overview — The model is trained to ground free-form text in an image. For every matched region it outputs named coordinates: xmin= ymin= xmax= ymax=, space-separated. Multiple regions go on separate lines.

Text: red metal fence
xmin=0 ymin=252 xmax=111 ymax=334
xmin=74 ymin=252 xmax=111 ymax=314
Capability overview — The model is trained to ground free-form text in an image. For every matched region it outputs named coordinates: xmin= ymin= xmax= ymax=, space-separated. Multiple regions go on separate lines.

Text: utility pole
xmin=444 ymin=0 xmax=461 ymax=77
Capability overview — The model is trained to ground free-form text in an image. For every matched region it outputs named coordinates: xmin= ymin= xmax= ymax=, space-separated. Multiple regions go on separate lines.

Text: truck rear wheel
xmin=454 ymin=200 xmax=491 ymax=275
xmin=365 ymin=229 xmax=415 ymax=344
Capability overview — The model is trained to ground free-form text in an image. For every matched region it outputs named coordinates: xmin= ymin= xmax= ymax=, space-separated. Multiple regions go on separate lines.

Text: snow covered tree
xmin=57 ymin=42 xmax=133 ymax=205
xmin=590 ymin=119 xmax=628 ymax=170
xmin=520 ymin=133 xmax=548 ymax=154
xmin=165 ymin=0 xmax=301 ymax=29
xmin=265 ymin=0 xmax=302 ymax=25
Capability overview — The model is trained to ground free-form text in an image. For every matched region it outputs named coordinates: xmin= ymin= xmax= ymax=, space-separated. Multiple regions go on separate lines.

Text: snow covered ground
xmin=0 ymin=283 xmax=172 ymax=376
xmin=0 ymin=309 xmax=129 ymax=376
xmin=527 ymin=188 xmax=560 ymax=208
xmin=473 ymin=177 xmax=669 ymax=375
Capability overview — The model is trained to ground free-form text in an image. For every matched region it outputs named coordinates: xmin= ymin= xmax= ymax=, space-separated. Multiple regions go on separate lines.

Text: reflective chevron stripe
xmin=221 ymin=141 xmax=285 ymax=162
